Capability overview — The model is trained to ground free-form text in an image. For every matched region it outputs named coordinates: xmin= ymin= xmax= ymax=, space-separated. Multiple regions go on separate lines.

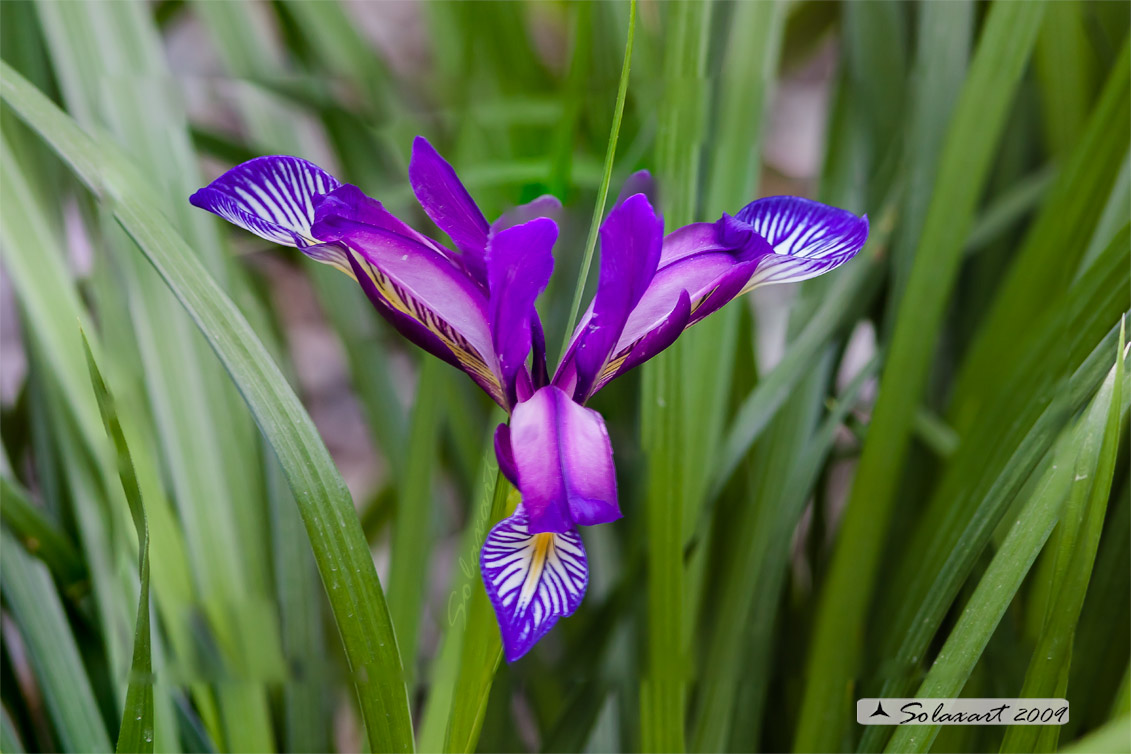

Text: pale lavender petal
xmin=344 ymin=251 xmax=464 ymax=370
xmin=315 ymin=184 xmax=455 ymax=260
xmin=586 ymin=290 xmax=692 ymax=396
xmin=313 ymin=204 xmax=507 ymax=407
xmin=480 ymin=512 xmax=588 ymax=662
xmin=557 ymin=193 xmax=663 ymax=401
xmin=190 ymin=155 xmax=341 ymax=248
xmin=510 ymin=386 xmax=620 ymax=533
xmin=658 ymin=213 xmax=762 ymax=267
xmin=491 ymin=195 xmax=563 ymax=235
xmin=735 ymin=196 xmax=868 ymax=290
xmin=612 ymin=233 xmax=767 ymax=357
xmin=686 ymin=259 xmax=761 ymax=326
xmin=409 ymin=136 xmax=491 ymax=283
xmin=564 ymin=214 xmax=770 ymax=401
xmin=486 ymin=218 xmax=557 ymax=407
xmin=614 ymin=170 xmax=656 ymax=209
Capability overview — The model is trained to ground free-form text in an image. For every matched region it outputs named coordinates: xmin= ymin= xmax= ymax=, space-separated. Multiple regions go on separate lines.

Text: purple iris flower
xmin=190 ymin=137 xmax=868 ymax=661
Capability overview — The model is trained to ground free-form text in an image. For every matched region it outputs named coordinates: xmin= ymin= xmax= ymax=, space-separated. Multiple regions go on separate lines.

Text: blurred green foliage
xmin=0 ymin=1 xmax=1128 ymax=753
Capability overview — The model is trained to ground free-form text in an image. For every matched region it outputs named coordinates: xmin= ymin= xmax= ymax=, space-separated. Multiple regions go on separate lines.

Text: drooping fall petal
xmin=508 ymin=386 xmax=620 ymax=533
xmin=189 ymin=155 xmax=350 ymax=271
xmin=736 ymin=196 xmax=869 ymax=290
xmin=312 ymin=193 xmax=507 ymax=406
xmin=480 ymin=511 xmax=588 ymax=662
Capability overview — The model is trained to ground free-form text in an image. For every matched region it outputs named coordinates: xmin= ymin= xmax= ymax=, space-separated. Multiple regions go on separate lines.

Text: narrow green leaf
xmin=952 ymin=38 xmax=1130 ymax=429
xmin=692 ymin=354 xmax=879 ymax=751
xmin=795 ymin=5 xmax=1047 ymax=746
xmin=0 ymin=63 xmax=415 ymax=753
xmin=0 ymin=707 xmax=24 ymax=754
xmin=33 ymin=4 xmax=281 ymax=746
xmin=388 ymin=357 xmax=445 ymax=692
xmin=1001 ymin=322 xmax=1125 ymax=752
xmin=641 ymin=3 xmax=712 ymax=750
xmin=417 ymin=438 xmax=499 ymax=753
xmin=964 ymin=164 xmax=1057 ymax=255
xmin=681 ymin=0 xmax=783 ymax=549
xmin=444 ymin=475 xmax=515 ymax=753
xmin=559 ymin=0 xmax=636 ymax=359
xmin=884 ymin=339 xmax=1129 ymax=754
xmin=0 ymin=476 xmax=85 ymax=592
xmin=1078 ymin=154 xmax=1130 ymax=275
xmin=1033 ymin=0 xmax=1098 ymax=155
xmin=0 ymin=531 xmax=112 ymax=753
xmin=267 ymin=457 xmax=330 ymax=754
xmin=81 ymin=333 xmax=154 ymax=754
xmin=859 ymin=230 xmax=1128 ymax=753
xmin=885 ymin=0 xmax=971 ymax=328
xmin=1057 ymin=715 xmax=1131 ymax=754
xmin=712 ymin=228 xmax=886 ymax=498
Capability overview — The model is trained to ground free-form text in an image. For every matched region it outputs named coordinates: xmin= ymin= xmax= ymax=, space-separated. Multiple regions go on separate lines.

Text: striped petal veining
xmin=480 ymin=512 xmax=588 ymax=661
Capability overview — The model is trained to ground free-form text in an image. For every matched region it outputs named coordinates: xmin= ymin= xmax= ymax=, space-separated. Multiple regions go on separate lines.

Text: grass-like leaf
xmin=0 ymin=530 xmax=111 ymax=753
xmin=1001 ymin=322 xmax=1126 ymax=751
xmin=0 ymin=62 xmax=415 ymax=753
xmin=0 ymin=476 xmax=86 ymax=592
xmin=795 ymin=4 xmax=1048 ymax=745
xmin=884 ymin=333 xmax=1128 ymax=753
xmin=640 ymin=3 xmax=714 ymax=750
xmin=82 ymin=332 xmax=154 ymax=754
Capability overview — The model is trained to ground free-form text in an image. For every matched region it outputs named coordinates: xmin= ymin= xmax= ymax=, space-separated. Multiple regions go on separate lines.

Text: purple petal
xmin=735 ymin=196 xmax=868 ymax=289
xmin=313 ymin=203 xmax=507 ymax=407
xmin=315 ymin=184 xmax=455 ymax=260
xmin=614 ymin=170 xmax=657 ymax=210
xmin=486 ymin=218 xmax=557 ymax=408
xmin=190 ymin=156 xmax=342 ymax=249
xmin=686 ymin=258 xmax=761 ymax=326
xmin=510 ymin=386 xmax=620 ymax=533
xmin=612 ymin=225 xmax=770 ymax=360
xmin=343 ymin=251 xmax=465 ymax=371
xmin=586 ymin=290 xmax=692 ymax=396
xmin=559 ymin=215 xmax=771 ymax=401
xmin=494 ymin=424 xmax=519 ymax=487
xmin=529 ymin=313 xmax=549 ymax=391
xmin=659 ymin=213 xmax=763 ymax=266
xmin=480 ymin=512 xmax=588 ymax=662
xmin=409 ymin=136 xmax=491 ymax=283
xmin=559 ymin=193 xmax=663 ymax=401
xmin=491 ymin=195 xmax=563 ymax=235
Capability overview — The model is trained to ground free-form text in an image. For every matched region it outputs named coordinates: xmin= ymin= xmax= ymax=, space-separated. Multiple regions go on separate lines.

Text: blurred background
xmin=1 ymin=1 xmax=1129 ymax=753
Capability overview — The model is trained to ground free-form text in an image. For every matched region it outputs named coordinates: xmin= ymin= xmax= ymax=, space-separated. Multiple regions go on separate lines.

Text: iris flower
xmin=191 ymin=137 xmax=868 ymax=661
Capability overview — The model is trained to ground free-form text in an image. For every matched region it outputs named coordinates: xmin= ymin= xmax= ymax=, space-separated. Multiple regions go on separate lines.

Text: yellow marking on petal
xmin=329 ymin=260 xmax=359 ymax=281
xmin=517 ymin=533 xmax=554 ymax=612
xmin=350 ymin=251 xmax=505 ymax=403
xmin=689 ymin=285 xmax=717 ymax=315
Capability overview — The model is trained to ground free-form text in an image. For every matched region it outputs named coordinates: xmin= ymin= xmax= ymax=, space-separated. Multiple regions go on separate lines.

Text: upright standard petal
xmin=561 ymin=214 xmax=770 ymax=401
xmin=481 ymin=512 xmax=588 ymax=662
xmin=555 ymin=193 xmax=663 ymax=401
xmin=509 ymin=386 xmax=620 ymax=533
xmin=486 ymin=218 xmax=556 ymax=407
xmin=491 ymin=194 xmax=563 ymax=235
xmin=735 ymin=196 xmax=869 ymax=289
xmin=613 ymin=170 xmax=657 ymax=210
xmin=409 ymin=136 xmax=491 ymax=284
xmin=312 ymin=196 xmax=508 ymax=406
xmin=190 ymin=155 xmax=342 ymax=249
